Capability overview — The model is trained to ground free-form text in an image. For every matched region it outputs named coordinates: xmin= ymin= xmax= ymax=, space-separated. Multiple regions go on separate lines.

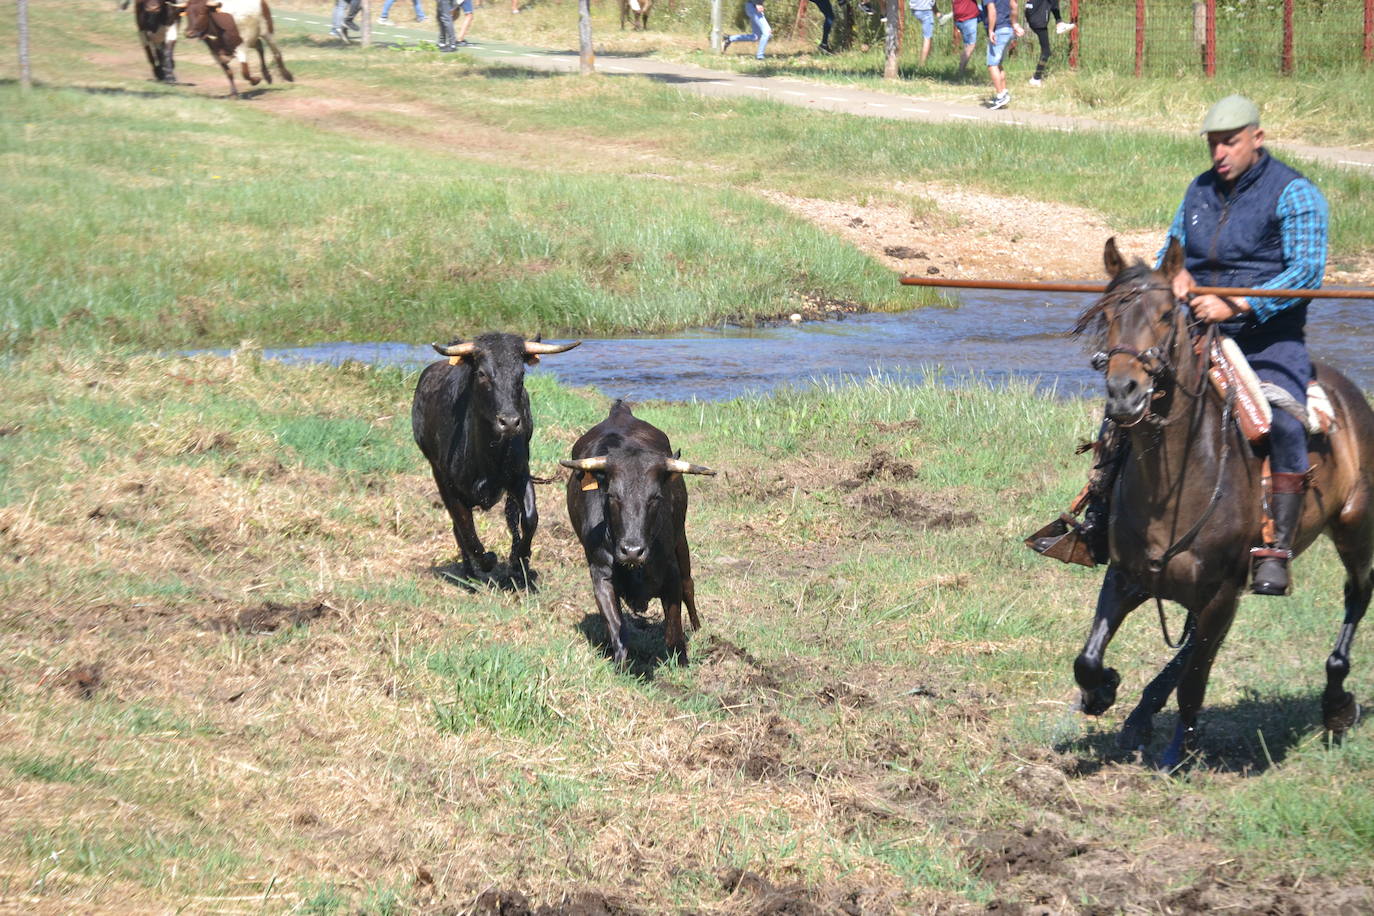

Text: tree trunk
xmin=883 ymin=0 xmax=900 ymax=78
xmin=711 ymin=0 xmax=722 ymax=49
xmin=362 ymin=0 xmax=372 ymax=47
xmin=579 ymin=0 xmax=595 ymax=73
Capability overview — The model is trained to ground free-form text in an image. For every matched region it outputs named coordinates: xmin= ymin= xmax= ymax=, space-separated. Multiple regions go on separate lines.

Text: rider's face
xmin=1207 ymin=125 xmax=1265 ymax=184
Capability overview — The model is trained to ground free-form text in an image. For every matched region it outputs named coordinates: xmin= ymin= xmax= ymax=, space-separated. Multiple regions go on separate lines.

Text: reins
xmin=1094 ymin=287 xmax=1232 ymax=650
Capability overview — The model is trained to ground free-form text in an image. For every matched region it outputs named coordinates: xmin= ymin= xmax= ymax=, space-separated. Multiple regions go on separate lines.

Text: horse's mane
xmin=1073 ymin=259 xmax=1156 ymax=352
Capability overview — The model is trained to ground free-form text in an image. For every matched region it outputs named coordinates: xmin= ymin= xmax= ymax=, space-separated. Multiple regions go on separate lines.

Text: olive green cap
xmin=1201 ymin=94 xmax=1260 ymax=133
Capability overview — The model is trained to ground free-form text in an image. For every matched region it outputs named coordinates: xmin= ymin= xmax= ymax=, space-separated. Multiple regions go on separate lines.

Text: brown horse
xmin=1071 ymin=237 xmax=1374 ymax=768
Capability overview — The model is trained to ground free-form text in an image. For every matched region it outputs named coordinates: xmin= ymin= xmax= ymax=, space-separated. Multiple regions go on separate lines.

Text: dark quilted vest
xmin=1181 ymin=150 xmax=1306 ymax=341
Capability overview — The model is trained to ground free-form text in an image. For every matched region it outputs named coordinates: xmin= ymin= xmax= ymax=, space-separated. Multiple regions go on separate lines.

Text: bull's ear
xmin=1160 ymin=236 xmax=1185 ymax=281
xmin=523 ymin=353 xmax=540 ymax=366
xmin=1103 ymin=237 xmax=1125 ymax=279
xmin=672 ymin=449 xmax=681 ymax=460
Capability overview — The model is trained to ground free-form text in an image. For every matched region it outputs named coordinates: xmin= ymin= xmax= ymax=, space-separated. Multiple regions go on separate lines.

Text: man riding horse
xmin=1033 ymin=94 xmax=1330 ymax=597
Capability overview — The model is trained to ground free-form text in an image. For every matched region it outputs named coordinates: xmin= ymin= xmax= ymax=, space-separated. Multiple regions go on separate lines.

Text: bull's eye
xmin=476 ymin=369 xmax=490 ymax=385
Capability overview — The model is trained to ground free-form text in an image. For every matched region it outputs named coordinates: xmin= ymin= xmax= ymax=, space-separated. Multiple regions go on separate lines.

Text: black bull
xmin=561 ymin=400 xmax=715 ymax=665
xmin=411 ymin=333 xmax=579 ymax=580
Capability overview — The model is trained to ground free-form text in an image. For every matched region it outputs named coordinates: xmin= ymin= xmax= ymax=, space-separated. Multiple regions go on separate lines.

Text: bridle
xmin=1089 ymin=279 xmax=1233 ymax=649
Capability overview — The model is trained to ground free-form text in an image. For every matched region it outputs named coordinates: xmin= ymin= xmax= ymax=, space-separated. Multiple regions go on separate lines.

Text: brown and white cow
xmin=177 ymin=0 xmax=293 ymax=95
xmin=131 ymin=0 xmax=180 ymax=83
xmin=619 ymin=0 xmax=653 ymax=30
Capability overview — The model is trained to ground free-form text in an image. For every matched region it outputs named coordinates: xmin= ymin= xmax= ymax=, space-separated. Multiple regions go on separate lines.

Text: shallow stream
xmin=239 ymin=289 xmax=1374 ymax=402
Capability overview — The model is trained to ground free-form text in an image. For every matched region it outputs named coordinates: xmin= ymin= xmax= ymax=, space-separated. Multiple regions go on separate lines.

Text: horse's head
xmin=1076 ymin=237 xmax=1186 ymax=425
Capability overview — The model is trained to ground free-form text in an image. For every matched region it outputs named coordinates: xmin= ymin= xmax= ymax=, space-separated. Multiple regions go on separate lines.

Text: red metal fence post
xmin=1069 ymin=0 xmax=1079 ymax=68
xmin=1205 ymin=0 xmax=1216 ymax=76
xmin=1365 ymin=0 xmax=1373 ymax=63
xmin=1282 ymin=0 xmax=1294 ymax=74
xmin=1134 ymin=0 xmax=1145 ymax=77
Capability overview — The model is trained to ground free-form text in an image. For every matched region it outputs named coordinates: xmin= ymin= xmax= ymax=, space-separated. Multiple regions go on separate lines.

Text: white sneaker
xmin=987 ymin=90 xmax=1010 ymax=109
xmin=1056 ymin=21 xmax=1075 ymax=34
xmin=377 ymin=15 xmax=391 ymax=24
xmin=937 ymin=11 xmax=952 ymax=23
xmin=1028 ymin=77 xmax=1042 ymax=86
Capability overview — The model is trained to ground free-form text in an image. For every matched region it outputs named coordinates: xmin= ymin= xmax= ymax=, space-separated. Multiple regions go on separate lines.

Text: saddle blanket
xmin=1208 ymin=336 xmax=1334 ymax=442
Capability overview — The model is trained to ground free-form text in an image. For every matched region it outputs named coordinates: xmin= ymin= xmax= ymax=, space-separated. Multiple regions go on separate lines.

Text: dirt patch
xmin=205 ymin=601 xmax=328 ymax=634
xmin=48 ymin=664 xmax=104 ymax=700
xmin=762 ymin=185 xmax=1167 ymax=285
xmin=471 ymin=887 xmax=633 ymax=915
xmin=967 ymin=827 xmax=1088 ymax=880
xmin=844 ymin=488 xmax=978 ymax=528
xmin=685 ymin=713 xmax=796 ymax=781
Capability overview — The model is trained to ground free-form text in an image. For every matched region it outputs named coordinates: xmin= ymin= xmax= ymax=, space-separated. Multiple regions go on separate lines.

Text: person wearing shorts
xmin=908 ymin=0 xmax=936 ymax=65
xmin=437 ymin=0 xmax=474 ymax=50
xmin=951 ymin=0 xmax=979 ymax=72
xmin=983 ymin=0 xmax=1022 ymax=109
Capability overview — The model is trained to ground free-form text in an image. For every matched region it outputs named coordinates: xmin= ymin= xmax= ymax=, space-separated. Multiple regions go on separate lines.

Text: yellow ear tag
xmin=448 ymin=356 xmax=461 ymax=366
xmin=581 ymin=475 xmax=599 ymax=491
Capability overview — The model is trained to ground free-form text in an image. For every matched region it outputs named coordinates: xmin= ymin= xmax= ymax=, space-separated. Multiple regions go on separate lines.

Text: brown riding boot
xmin=1026 ymin=421 xmax=1120 ymax=567
xmin=1251 ymin=473 xmax=1306 ymax=596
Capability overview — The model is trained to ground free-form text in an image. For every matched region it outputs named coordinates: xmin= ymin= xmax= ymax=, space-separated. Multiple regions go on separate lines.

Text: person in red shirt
xmin=950 ymin=0 xmax=980 ymax=73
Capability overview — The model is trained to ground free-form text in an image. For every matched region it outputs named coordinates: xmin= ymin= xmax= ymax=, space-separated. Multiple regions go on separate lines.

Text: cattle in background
xmin=130 ymin=0 xmax=180 ymax=83
xmin=619 ymin=0 xmax=652 ymax=30
xmin=176 ymin=0 xmax=247 ymax=96
xmin=412 ymin=333 xmax=581 ymax=582
xmin=561 ymin=401 xmax=715 ymax=665
xmin=176 ymin=0 xmax=293 ymax=95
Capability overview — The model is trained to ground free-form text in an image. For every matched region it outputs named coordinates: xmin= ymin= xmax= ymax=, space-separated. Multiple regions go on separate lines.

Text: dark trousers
xmin=809 ymin=0 xmax=835 ymax=48
xmin=1031 ymin=26 xmax=1052 ymax=79
xmin=1238 ymin=333 xmax=1312 ymax=474
xmin=436 ymin=0 xmax=456 ymax=45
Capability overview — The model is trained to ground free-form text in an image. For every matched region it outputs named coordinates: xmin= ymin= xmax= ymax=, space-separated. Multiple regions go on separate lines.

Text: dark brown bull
xmin=130 ymin=0 xmax=179 ymax=83
xmin=1071 ymin=238 xmax=1374 ymax=769
xmin=412 ymin=333 xmax=580 ymax=583
xmin=561 ymin=400 xmax=715 ymax=666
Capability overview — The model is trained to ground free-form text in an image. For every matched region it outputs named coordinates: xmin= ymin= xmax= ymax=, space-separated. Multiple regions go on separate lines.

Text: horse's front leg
xmin=1075 ymin=565 xmax=1149 ymax=715
xmin=1120 ymin=615 xmax=1195 ymax=751
xmin=1160 ymin=585 xmax=1240 ymax=771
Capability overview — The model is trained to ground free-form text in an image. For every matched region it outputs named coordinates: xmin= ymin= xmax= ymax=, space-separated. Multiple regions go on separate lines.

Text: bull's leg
xmin=430 ymin=471 xmax=492 ymax=575
xmin=1074 ymin=565 xmax=1149 ymax=715
xmin=1159 ymin=586 xmax=1239 ymax=771
xmin=214 ymin=54 xmax=240 ymax=98
xmin=1323 ymin=522 xmax=1374 ymax=734
xmin=662 ymin=587 xmax=688 ymax=663
xmin=591 ymin=573 xmax=628 ymax=666
xmin=164 ymin=40 xmax=176 ymax=83
xmin=256 ymin=40 xmax=273 ymax=84
xmin=674 ymin=536 xmax=701 ymax=631
xmin=503 ymin=481 xmax=538 ymax=585
xmin=1120 ymin=616 xmax=1195 ymax=750
xmin=239 ymin=60 xmax=261 ymax=86
xmin=264 ymin=34 xmax=294 ymax=82
xmin=142 ymin=38 xmax=164 ymax=81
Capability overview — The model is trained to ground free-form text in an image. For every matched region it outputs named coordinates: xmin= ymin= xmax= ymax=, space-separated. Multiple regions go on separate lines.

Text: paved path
xmin=274 ymin=9 xmax=1374 ymax=173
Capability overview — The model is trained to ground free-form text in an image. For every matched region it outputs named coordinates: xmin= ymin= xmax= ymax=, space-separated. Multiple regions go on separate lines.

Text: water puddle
xmin=229 ymin=289 xmax=1374 ymax=402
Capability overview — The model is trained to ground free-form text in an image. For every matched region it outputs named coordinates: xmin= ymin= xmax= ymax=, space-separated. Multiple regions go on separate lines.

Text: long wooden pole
xmin=899 ymin=275 xmax=1374 ymax=300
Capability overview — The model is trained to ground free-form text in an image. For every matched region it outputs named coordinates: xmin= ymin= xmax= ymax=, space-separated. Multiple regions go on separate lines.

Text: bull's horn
xmin=169 ymin=1 xmax=187 ymax=7
xmin=525 ymin=340 xmax=581 ymax=355
xmin=665 ymin=458 xmax=716 ymax=476
xmin=431 ymin=341 xmax=477 ymax=357
xmin=560 ymin=456 xmax=608 ymax=472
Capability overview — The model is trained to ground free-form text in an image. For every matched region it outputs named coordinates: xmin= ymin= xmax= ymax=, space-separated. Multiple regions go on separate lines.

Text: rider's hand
xmin=1190 ymin=293 xmax=1250 ymax=323
xmin=1172 ymin=266 xmax=1194 ymax=302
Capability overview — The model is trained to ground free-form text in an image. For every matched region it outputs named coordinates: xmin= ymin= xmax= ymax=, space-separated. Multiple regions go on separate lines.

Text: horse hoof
xmin=1118 ymin=719 xmax=1153 ymax=751
xmin=1324 ymin=691 xmax=1360 ymax=734
xmin=1076 ymin=667 xmax=1120 ymax=716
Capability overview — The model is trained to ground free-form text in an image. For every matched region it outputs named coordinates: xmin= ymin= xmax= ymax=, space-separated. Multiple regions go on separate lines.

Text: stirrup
xmin=1025 ymin=513 xmax=1098 ymax=567
xmin=1250 ymin=546 xmax=1293 ymax=596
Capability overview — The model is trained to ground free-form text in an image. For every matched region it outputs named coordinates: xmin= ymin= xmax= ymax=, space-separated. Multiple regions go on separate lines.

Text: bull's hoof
xmin=1076 ymin=667 xmax=1120 ymax=717
xmin=1158 ymin=722 xmax=1197 ymax=772
xmin=1324 ymin=690 xmax=1360 ymax=734
xmin=248 ymin=76 xmax=262 ymax=86
xmin=282 ymin=70 xmax=295 ymax=82
xmin=477 ymin=551 xmax=498 ymax=572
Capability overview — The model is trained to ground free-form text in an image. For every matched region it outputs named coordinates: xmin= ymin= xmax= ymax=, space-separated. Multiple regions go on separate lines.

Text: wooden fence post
xmin=18 ymin=0 xmax=31 ymax=90
xmin=1281 ymin=0 xmax=1293 ymax=74
xmin=1365 ymin=0 xmax=1373 ymax=63
xmin=1205 ymin=0 xmax=1216 ymax=76
xmin=1134 ymin=0 xmax=1144 ymax=77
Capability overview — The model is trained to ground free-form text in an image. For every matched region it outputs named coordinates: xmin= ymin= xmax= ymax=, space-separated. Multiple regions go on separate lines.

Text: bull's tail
xmin=262 ymin=0 xmax=275 ymax=32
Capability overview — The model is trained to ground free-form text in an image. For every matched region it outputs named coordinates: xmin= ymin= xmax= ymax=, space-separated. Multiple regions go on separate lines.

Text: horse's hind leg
xmin=1161 ymin=586 xmax=1240 ymax=771
xmin=1120 ymin=615 xmax=1196 ymax=751
xmin=1075 ymin=566 xmax=1149 ymax=716
xmin=1325 ymin=524 xmax=1374 ymax=734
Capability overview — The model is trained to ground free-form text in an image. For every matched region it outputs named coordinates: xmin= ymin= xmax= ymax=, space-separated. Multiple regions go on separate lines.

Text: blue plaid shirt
xmin=1160 ymin=176 xmax=1328 ymax=323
